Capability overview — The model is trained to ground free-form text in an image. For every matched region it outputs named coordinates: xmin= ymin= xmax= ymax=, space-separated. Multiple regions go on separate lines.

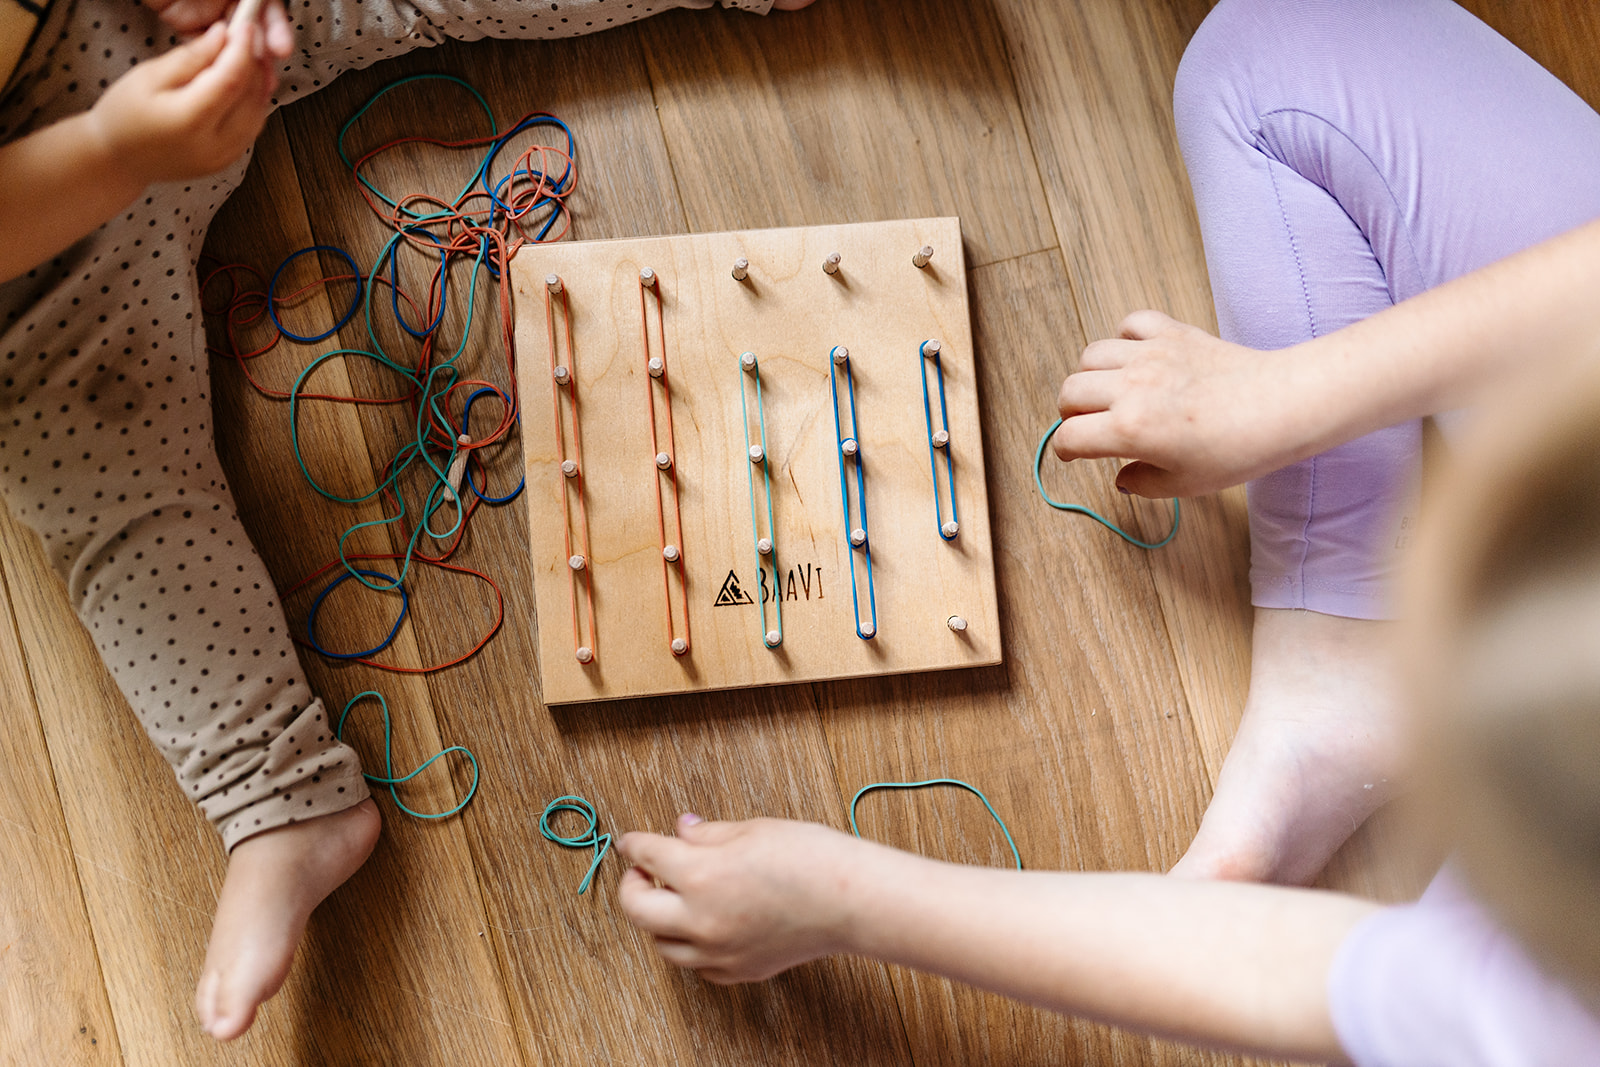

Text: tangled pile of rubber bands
xmin=201 ymin=74 xmax=576 ymax=816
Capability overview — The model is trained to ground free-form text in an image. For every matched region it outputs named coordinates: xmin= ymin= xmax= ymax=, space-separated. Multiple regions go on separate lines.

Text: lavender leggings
xmin=1175 ymin=0 xmax=1600 ymax=619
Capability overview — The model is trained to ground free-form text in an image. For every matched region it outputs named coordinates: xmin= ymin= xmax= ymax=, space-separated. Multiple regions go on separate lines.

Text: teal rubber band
xmin=849 ymin=778 xmax=1022 ymax=871
xmin=335 ymin=691 xmax=480 ymax=819
xmin=1034 ymin=418 xmax=1180 ymax=550
xmin=337 ymin=74 xmax=498 ymax=218
xmin=540 ymin=795 xmax=612 ymax=895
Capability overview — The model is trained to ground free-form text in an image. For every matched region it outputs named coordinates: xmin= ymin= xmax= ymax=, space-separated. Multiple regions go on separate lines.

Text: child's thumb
xmin=149 ymin=22 xmax=229 ymax=87
xmin=1114 ymin=460 xmax=1176 ymax=499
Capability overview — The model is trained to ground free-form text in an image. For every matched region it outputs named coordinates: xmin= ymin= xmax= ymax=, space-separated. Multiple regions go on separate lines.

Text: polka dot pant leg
xmin=0 ymin=0 xmax=773 ymax=852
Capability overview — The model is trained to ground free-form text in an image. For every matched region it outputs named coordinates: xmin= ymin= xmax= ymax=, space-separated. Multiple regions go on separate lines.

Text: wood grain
xmin=515 ymin=219 xmax=999 ymax=702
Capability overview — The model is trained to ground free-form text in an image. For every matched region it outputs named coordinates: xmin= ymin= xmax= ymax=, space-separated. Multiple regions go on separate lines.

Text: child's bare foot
xmin=194 ymin=799 xmax=380 ymax=1040
xmin=1170 ymin=608 xmax=1403 ymax=885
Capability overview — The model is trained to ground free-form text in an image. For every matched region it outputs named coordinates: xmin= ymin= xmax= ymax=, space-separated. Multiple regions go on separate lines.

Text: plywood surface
xmin=515 ymin=218 xmax=998 ymax=703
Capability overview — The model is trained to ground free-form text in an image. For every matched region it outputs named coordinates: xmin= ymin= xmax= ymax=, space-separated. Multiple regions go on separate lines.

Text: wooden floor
xmin=2 ymin=2 xmax=1594 ymax=1064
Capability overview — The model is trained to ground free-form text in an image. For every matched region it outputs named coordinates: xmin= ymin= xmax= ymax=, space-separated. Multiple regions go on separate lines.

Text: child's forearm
xmin=1290 ymin=215 xmax=1600 ymax=458
xmin=841 ymin=847 xmax=1375 ymax=1062
xmin=0 ymin=114 xmax=145 ymax=284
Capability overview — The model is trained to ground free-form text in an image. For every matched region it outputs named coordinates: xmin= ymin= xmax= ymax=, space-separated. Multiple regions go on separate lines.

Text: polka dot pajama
xmin=0 ymin=0 xmax=771 ymax=852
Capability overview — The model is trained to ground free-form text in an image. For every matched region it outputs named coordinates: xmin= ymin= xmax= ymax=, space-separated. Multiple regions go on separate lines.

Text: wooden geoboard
xmin=512 ymin=218 xmax=999 ymax=704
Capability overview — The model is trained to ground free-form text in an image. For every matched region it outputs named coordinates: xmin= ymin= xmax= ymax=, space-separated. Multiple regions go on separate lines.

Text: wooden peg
xmin=545 ymin=273 xmax=563 ymax=295
xmin=575 ymin=646 xmax=594 ymax=664
xmin=947 ymin=615 xmax=968 ymax=632
xmin=561 ymin=459 xmax=579 ymax=478
xmin=757 ymin=537 xmax=773 ymax=556
xmin=823 ymin=252 xmax=842 ymax=276
xmin=913 ymin=246 xmax=934 ymax=269
xmin=941 ymin=520 xmax=960 ymax=538
xmin=445 ymin=433 xmax=472 ymax=497
xmin=764 ymin=629 xmax=782 ymax=648
xmin=553 ymin=364 xmax=571 ymax=385
xmin=655 ymin=451 xmax=673 ymax=470
xmin=639 ymin=267 xmax=657 ymax=288
xmin=663 ymin=544 xmax=681 ymax=563
xmin=831 ymin=345 xmax=849 ymax=366
xmin=850 ymin=528 xmax=867 ymax=547
xmin=859 ymin=623 xmax=876 ymax=638
xmin=841 ymin=438 xmax=858 ymax=459
xmin=732 ymin=258 xmax=750 ymax=281
xmin=932 ymin=429 xmax=950 ymax=449
xmin=671 ymin=638 xmax=689 ymax=656
xmin=921 ymin=339 xmax=942 ymax=359
xmin=749 ymin=444 xmax=765 ymax=464
xmin=741 ymin=351 xmax=758 ymax=373
xmin=568 ymin=554 xmax=587 ymax=571
xmin=648 ymin=356 xmax=665 ymax=378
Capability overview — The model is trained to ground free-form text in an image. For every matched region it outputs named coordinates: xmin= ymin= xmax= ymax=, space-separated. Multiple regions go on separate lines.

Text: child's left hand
xmin=616 ymin=815 xmax=867 ymax=983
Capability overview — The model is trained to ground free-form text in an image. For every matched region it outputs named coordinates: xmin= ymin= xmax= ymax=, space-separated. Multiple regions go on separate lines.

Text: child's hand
xmin=146 ymin=0 xmax=295 ymax=54
xmin=1052 ymin=310 xmax=1295 ymax=498
xmin=86 ymin=18 xmax=280 ymax=186
xmin=616 ymin=815 xmax=864 ymax=983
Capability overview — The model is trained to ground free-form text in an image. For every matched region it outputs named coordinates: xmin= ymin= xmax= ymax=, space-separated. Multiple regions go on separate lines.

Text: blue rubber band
xmin=268 ymin=245 xmax=364 ymax=344
xmin=829 ymin=347 xmax=877 ymax=640
xmin=388 ymin=227 xmax=449 ymax=339
xmin=306 ymin=568 xmax=409 ymax=659
xmin=461 ymin=387 xmax=524 ymax=504
xmin=540 ymin=795 xmax=611 ymax=895
xmin=336 ymin=691 xmax=479 ymax=820
xmin=919 ymin=341 xmax=960 ymax=540
xmin=1034 ymin=418 xmax=1180 ymax=549
xmin=849 ymin=778 xmax=1023 ymax=870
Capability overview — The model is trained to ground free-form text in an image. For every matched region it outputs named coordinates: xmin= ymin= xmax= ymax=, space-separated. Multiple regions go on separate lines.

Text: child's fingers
xmin=144 ymin=21 xmax=229 ymax=89
xmin=154 ymin=0 xmax=231 ymax=33
xmin=617 ymin=868 xmax=695 ymax=938
xmin=1078 ymin=337 xmax=1138 ymax=372
xmin=650 ymin=937 xmax=711 ymax=971
xmin=263 ymin=0 xmax=294 ymax=59
xmin=614 ymin=831 xmax=692 ymax=884
xmin=1051 ymin=411 xmax=1125 ymax=462
xmin=179 ymin=22 xmax=262 ymax=118
xmin=1114 ymin=460 xmax=1177 ymax=498
xmin=1057 ymin=369 xmax=1119 ymax=419
xmin=1118 ymin=309 xmax=1182 ymax=341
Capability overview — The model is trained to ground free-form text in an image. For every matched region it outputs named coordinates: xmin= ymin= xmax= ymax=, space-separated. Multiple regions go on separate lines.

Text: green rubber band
xmin=336 ymin=691 xmax=479 ymax=820
xmin=849 ymin=778 xmax=1022 ymax=870
xmin=540 ymin=795 xmax=611 ymax=895
xmin=1034 ymin=418 xmax=1180 ymax=550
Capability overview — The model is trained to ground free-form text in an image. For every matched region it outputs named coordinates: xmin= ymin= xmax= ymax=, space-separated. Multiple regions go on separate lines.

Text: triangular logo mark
xmin=714 ymin=570 xmax=755 ymax=606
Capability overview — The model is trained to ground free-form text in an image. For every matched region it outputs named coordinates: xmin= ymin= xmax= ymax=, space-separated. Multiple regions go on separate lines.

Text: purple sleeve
xmin=1328 ymin=871 xmax=1600 ymax=1067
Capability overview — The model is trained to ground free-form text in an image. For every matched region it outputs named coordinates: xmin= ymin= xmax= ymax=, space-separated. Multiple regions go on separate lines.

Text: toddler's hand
xmin=1052 ymin=310 xmax=1293 ymax=498
xmin=147 ymin=0 xmax=295 ymax=53
xmin=86 ymin=15 xmax=282 ymax=186
xmin=616 ymin=815 xmax=862 ymax=983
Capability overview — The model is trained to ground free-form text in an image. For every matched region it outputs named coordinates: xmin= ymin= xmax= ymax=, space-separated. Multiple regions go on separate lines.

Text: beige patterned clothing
xmin=0 ymin=0 xmax=770 ymax=851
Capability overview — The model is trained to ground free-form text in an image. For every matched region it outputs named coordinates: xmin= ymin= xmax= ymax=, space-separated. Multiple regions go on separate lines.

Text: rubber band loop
xmin=268 ymin=245 xmax=364 ymax=343
xmin=849 ymin=778 xmax=1022 ymax=870
xmin=336 ymin=691 xmax=479 ymax=820
xmin=306 ymin=568 xmax=409 ymax=659
xmin=1034 ymin=418 xmax=1181 ymax=549
xmin=540 ymin=795 xmax=611 ymax=895
xmin=829 ymin=347 xmax=877 ymax=640
xmin=461 ymin=387 xmax=524 ymax=504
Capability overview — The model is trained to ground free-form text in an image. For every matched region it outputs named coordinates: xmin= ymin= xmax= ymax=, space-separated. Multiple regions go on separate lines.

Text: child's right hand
xmin=85 ymin=13 xmax=285 ymax=186
xmin=616 ymin=815 xmax=867 ymax=983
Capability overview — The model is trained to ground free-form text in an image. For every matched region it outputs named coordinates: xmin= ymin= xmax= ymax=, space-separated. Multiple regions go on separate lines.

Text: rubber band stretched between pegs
xmin=829 ymin=346 xmax=877 ymax=640
xmin=849 ymin=778 xmax=1022 ymax=871
xmin=1034 ymin=418 xmax=1180 ymax=549
xmin=336 ymin=691 xmax=479 ymax=819
xmin=540 ymin=795 xmax=611 ymax=894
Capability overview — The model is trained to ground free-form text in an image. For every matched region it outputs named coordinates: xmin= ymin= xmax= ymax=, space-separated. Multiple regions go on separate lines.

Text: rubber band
xmin=539 ymin=795 xmax=611 ymax=895
xmin=849 ymin=778 xmax=1022 ymax=871
xmin=829 ymin=346 xmax=877 ymax=640
xmin=336 ymin=691 xmax=479 ymax=820
xmin=268 ymin=245 xmax=364 ymax=343
xmin=919 ymin=340 xmax=960 ymax=541
xmin=739 ymin=352 xmax=783 ymax=648
xmin=641 ymin=272 xmax=690 ymax=657
xmin=546 ymin=281 xmax=597 ymax=663
xmin=305 ymin=568 xmax=410 ymax=659
xmin=1034 ymin=418 xmax=1181 ymax=549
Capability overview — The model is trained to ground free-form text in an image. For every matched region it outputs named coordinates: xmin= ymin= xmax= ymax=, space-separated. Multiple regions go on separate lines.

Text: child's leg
xmin=1169 ymin=0 xmax=1600 ymax=882
xmin=0 ymin=0 xmax=779 ymax=1039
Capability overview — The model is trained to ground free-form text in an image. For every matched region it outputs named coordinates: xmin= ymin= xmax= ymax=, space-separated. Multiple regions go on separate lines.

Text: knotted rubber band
xmin=540 ymin=795 xmax=611 ymax=894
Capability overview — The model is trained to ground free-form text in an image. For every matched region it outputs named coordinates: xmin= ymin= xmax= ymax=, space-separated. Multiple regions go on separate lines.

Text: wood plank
xmin=239 ymin=35 xmax=919 ymax=1065
xmin=0 ymin=545 xmax=122 ymax=1065
xmin=514 ymin=218 xmax=999 ymax=703
xmin=639 ymin=0 xmax=1056 ymax=270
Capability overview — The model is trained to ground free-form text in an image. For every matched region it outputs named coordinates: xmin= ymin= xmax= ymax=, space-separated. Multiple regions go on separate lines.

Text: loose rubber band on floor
xmin=1034 ymin=418 xmax=1180 ymax=550
xmin=540 ymin=795 xmax=611 ymax=895
xmin=337 ymin=691 xmax=479 ymax=819
xmin=849 ymin=778 xmax=1022 ymax=870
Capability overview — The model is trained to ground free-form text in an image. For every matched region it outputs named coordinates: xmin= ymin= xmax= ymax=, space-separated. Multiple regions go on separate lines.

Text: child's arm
xmin=0 ymin=7 xmax=290 ymax=286
xmin=1051 ymin=215 xmax=1600 ymax=498
xmin=616 ymin=816 xmax=1377 ymax=1064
